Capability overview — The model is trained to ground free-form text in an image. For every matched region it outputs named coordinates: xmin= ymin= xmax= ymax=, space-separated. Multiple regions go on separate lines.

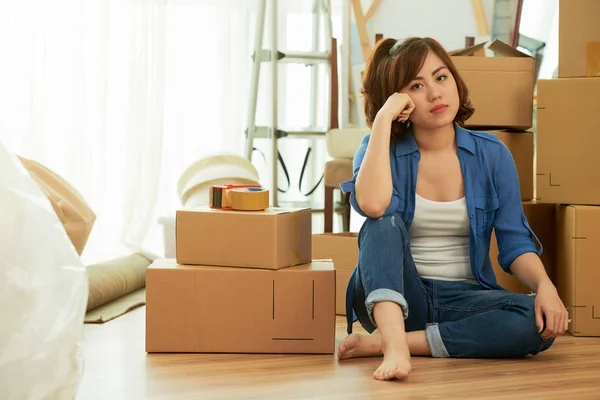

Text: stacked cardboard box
xmin=535 ymin=0 xmax=600 ymax=337
xmin=146 ymin=206 xmax=337 ymax=353
xmin=450 ymin=40 xmax=536 ymax=131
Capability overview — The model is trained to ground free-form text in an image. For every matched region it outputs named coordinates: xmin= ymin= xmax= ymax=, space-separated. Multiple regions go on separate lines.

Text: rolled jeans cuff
xmin=365 ymin=288 xmax=408 ymax=326
xmin=426 ymin=323 xmax=450 ymax=358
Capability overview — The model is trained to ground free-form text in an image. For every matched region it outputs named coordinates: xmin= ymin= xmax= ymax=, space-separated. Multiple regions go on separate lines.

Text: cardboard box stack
xmin=535 ymin=0 xmax=600 ymax=337
xmin=146 ymin=205 xmax=337 ymax=354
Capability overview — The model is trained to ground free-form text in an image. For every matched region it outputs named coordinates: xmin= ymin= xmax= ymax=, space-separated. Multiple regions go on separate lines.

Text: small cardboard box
xmin=488 ymin=130 xmax=534 ymax=201
xmin=489 ymin=202 xmax=556 ymax=294
xmin=556 ymin=205 xmax=600 ymax=337
xmin=536 ymin=78 xmax=600 ymax=205
xmin=312 ymin=233 xmax=358 ymax=315
xmin=176 ymin=207 xmax=311 ymax=269
xmin=146 ymin=259 xmax=336 ymax=353
xmin=559 ymin=0 xmax=600 ymax=77
xmin=450 ymin=40 xmax=535 ymax=130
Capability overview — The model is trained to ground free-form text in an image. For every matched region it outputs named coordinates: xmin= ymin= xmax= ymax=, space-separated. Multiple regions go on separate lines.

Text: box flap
xmin=487 ymin=39 xmax=531 ymax=58
xmin=449 ymin=41 xmax=487 ymax=56
xmin=450 ymin=40 xmax=531 ymax=59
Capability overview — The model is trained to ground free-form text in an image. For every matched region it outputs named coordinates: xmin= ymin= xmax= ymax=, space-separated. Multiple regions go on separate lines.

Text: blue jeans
xmin=347 ymin=213 xmax=555 ymax=358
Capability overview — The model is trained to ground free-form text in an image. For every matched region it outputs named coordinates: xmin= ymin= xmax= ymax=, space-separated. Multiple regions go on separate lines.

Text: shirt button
xmin=470 ymin=214 xmax=474 ymax=219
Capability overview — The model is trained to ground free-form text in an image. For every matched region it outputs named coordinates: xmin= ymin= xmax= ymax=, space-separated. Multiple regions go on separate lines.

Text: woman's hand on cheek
xmin=397 ymin=109 xmax=412 ymax=122
xmin=377 ymin=92 xmax=415 ymax=123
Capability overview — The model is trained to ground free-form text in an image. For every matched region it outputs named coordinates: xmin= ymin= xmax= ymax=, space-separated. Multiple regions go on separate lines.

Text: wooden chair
xmin=323 ymin=160 xmax=352 ymax=232
xmin=323 ymin=127 xmax=368 ymax=232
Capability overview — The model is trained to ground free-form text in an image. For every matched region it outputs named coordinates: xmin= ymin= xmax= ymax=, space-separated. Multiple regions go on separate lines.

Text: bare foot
xmin=337 ymin=333 xmax=382 ymax=360
xmin=373 ymin=346 xmax=412 ymax=381
xmin=370 ymin=301 xmax=414 ymax=380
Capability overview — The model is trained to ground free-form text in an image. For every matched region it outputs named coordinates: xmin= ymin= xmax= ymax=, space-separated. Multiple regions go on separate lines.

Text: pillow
xmin=19 ymin=156 xmax=96 ymax=255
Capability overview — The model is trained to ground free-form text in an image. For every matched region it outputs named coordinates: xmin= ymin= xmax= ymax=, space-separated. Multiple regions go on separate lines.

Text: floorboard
xmin=76 ymin=307 xmax=600 ymax=399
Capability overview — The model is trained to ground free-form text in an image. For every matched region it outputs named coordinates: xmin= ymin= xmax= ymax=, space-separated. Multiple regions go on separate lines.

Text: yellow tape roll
xmin=230 ymin=187 xmax=269 ymax=211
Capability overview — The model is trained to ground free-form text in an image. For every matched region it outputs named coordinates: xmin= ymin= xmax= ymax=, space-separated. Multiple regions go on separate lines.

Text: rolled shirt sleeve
xmin=493 ymin=141 xmax=542 ymax=273
xmin=339 ymin=133 xmax=401 ymax=218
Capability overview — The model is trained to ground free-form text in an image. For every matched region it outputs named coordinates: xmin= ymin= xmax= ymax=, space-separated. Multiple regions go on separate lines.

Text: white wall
xmin=368 ymin=0 xmax=480 ymax=53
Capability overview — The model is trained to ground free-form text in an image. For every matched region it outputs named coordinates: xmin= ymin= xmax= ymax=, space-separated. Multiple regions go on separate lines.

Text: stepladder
xmin=244 ymin=0 xmax=338 ymax=207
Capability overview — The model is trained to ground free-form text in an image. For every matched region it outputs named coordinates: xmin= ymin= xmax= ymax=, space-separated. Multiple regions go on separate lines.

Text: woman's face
xmin=401 ymin=50 xmax=460 ymax=130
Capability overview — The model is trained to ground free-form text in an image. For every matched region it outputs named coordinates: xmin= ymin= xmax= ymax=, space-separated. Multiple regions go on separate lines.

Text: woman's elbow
xmin=363 ymin=208 xmax=386 ymax=219
xmin=356 ymin=197 xmax=388 ymax=219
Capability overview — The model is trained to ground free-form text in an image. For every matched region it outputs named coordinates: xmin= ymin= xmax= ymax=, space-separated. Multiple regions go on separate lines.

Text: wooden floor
xmin=77 ymin=307 xmax=600 ymax=399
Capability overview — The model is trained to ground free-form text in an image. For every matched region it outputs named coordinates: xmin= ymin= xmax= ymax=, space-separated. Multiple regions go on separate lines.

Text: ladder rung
xmin=284 ymin=129 xmax=327 ymax=136
xmin=248 ymin=126 xmax=272 ymax=139
xmin=248 ymin=126 xmax=327 ymax=139
xmin=253 ymin=50 xmax=330 ymax=65
xmin=279 ymin=51 xmax=330 ymax=64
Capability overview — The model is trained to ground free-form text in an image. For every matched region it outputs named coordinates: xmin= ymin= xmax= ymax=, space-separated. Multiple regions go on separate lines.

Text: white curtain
xmin=0 ymin=0 xmax=343 ymax=264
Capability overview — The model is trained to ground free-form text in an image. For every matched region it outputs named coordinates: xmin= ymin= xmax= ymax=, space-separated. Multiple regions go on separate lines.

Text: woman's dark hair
xmin=361 ymin=37 xmax=474 ymax=140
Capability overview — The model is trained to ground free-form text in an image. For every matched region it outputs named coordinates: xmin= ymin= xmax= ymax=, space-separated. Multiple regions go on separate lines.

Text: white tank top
xmin=409 ymin=194 xmax=473 ymax=281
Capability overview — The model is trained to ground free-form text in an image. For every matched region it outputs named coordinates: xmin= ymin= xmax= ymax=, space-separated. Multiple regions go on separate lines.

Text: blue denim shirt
xmin=340 ymin=124 xmax=542 ymax=290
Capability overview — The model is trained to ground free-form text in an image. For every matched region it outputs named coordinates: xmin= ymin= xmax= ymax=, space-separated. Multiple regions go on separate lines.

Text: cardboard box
xmin=146 ymin=259 xmax=336 ymax=353
xmin=176 ymin=207 xmax=311 ymax=269
xmin=588 ymin=42 xmax=600 ymax=77
xmin=536 ymin=78 xmax=600 ymax=205
xmin=556 ymin=205 xmax=600 ymax=337
xmin=450 ymin=40 xmax=535 ymax=130
xmin=488 ymin=130 xmax=534 ymax=201
xmin=559 ymin=0 xmax=600 ymax=77
xmin=489 ymin=202 xmax=556 ymax=294
xmin=312 ymin=233 xmax=358 ymax=315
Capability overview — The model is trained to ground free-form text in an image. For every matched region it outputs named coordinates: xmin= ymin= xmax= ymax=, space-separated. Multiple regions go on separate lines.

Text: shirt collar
xmin=394 ymin=123 xmax=475 ymax=157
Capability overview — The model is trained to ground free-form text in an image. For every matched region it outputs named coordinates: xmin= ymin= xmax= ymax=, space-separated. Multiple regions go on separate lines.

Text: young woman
xmin=337 ymin=37 xmax=568 ymax=381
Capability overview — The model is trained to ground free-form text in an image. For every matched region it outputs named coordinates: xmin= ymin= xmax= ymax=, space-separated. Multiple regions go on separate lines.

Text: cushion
xmin=326 ymin=128 xmax=368 ymax=159
xmin=324 ymin=159 xmax=353 ymax=188
xmin=19 ymin=156 xmax=96 ymax=255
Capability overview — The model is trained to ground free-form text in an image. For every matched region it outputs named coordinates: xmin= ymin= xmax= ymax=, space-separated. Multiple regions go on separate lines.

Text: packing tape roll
xmin=230 ymin=187 xmax=269 ymax=211
xmin=210 ymin=184 xmax=263 ymax=209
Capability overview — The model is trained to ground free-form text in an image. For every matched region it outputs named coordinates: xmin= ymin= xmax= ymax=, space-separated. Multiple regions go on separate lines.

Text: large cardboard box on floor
xmin=146 ymin=258 xmax=336 ymax=353
xmin=312 ymin=233 xmax=358 ymax=315
xmin=450 ymin=40 xmax=535 ymax=130
xmin=559 ymin=0 xmax=600 ymax=78
xmin=490 ymin=202 xmax=556 ymax=294
xmin=556 ymin=205 xmax=600 ymax=337
xmin=536 ymin=78 xmax=600 ymax=205
xmin=176 ymin=207 xmax=311 ymax=269
xmin=488 ymin=130 xmax=534 ymax=201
